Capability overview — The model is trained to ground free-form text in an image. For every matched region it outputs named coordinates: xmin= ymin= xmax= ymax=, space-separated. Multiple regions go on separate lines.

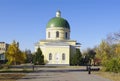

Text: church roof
xmin=46 ymin=11 xmax=70 ymax=29
xmin=44 ymin=42 xmax=70 ymax=46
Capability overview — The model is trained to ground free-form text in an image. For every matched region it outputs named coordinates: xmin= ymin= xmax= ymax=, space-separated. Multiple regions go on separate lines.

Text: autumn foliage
xmin=5 ymin=40 xmax=26 ymax=65
xmin=95 ymin=32 xmax=120 ymax=73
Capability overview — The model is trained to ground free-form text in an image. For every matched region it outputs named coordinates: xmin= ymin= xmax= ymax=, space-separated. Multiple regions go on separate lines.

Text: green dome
xmin=46 ymin=17 xmax=70 ymax=29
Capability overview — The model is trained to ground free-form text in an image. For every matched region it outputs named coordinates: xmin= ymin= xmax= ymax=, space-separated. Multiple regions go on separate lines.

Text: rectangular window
xmin=48 ymin=32 xmax=50 ymax=38
xmin=49 ymin=53 xmax=52 ymax=60
xmin=62 ymin=53 xmax=65 ymax=60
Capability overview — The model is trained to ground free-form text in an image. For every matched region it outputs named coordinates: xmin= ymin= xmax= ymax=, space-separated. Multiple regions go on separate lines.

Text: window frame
xmin=62 ymin=53 xmax=65 ymax=60
xmin=56 ymin=31 xmax=59 ymax=38
xmin=49 ymin=53 xmax=52 ymax=60
xmin=65 ymin=32 xmax=67 ymax=39
xmin=48 ymin=32 xmax=50 ymax=38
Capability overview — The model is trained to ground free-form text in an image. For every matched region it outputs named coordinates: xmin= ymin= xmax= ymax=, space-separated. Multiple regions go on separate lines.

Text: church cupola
xmin=46 ymin=10 xmax=70 ymax=40
xmin=56 ymin=10 xmax=61 ymax=17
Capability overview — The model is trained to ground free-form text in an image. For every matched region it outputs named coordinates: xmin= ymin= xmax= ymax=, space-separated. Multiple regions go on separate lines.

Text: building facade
xmin=35 ymin=11 xmax=80 ymax=66
xmin=0 ymin=42 xmax=9 ymax=63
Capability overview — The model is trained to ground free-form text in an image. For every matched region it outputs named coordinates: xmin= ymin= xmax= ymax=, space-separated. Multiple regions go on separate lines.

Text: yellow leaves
xmin=95 ymin=39 xmax=120 ymax=66
xmin=5 ymin=40 xmax=26 ymax=65
xmin=95 ymin=40 xmax=112 ymax=65
xmin=115 ymin=44 xmax=120 ymax=56
xmin=16 ymin=52 xmax=27 ymax=64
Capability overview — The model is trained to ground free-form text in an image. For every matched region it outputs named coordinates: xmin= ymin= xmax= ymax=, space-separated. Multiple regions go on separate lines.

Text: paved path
xmin=17 ymin=68 xmax=112 ymax=81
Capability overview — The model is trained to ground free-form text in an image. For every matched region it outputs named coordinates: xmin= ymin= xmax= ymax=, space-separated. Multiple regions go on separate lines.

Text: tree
xmin=82 ymin=48 xmax=96 ymax=65
xmin=106 ymin=32 xmax=120 ymax=44
xmin=25 ymin=49 xmax=33 ymax=63
xmin=104 ymin=57 xmax=120 ymax=73
xmin=5 ymin=40 xmax=26 ymax=65
xmin=104 ymin=32 xmax=120 ymax=72
xmin=95 ymin=40 xmax=112 ymax=65
xmin=33 ymin=48 xmax=44 ymax=65
xmin=95 ymin=32 xmax=120 ymax=72
xmin=70 ymin=49 xmax=82 ymax=66
xmin=115 ymin=44 xmax=120 ymax=57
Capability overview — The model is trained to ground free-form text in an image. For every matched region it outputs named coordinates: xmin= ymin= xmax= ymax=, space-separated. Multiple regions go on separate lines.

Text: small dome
xmin=46 ymin=11 xmax=70 ymax=29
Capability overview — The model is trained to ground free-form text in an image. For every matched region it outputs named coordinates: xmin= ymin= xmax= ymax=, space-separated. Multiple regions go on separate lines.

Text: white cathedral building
xmin=35 ymin=11 xmax=80 ymax=66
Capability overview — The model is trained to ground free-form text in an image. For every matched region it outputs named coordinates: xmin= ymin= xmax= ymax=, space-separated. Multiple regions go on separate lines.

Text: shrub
xmin=104 ymin=57 xmax=120 ymax=73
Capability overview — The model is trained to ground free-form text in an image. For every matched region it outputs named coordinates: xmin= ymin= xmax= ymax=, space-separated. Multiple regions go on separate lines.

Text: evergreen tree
xmin=71 ymin=49 xmax=82 ymax=65
xmin=25 ymin=49 xmax=33 ymax=63
xmin=33 ymin=48 xmax=44 ymax=65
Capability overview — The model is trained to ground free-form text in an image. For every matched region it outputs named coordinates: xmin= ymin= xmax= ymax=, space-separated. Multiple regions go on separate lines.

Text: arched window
xmin=62 ymin=53 xmax=65 ymax=60
xmin=65 ymin=32 xmax=67 ymax=39
xmin=49 ymin=53 xmax=52 ymax=60
xmin=48 ymin=32 xmax=50 ymax=38
xmin=56 ymin=31 xmax=59 ymax=38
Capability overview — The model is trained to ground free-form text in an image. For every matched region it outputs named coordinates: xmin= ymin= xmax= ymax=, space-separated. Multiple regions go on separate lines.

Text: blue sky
xmin=0 ymin=0 xmax=120 ymax=52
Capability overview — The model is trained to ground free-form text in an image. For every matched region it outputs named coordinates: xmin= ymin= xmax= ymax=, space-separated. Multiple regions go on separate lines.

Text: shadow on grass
xmin=0 ymin=70 xmax=33 ymax=73
xmin=0 ymin=74 xmax=25 ymax=81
